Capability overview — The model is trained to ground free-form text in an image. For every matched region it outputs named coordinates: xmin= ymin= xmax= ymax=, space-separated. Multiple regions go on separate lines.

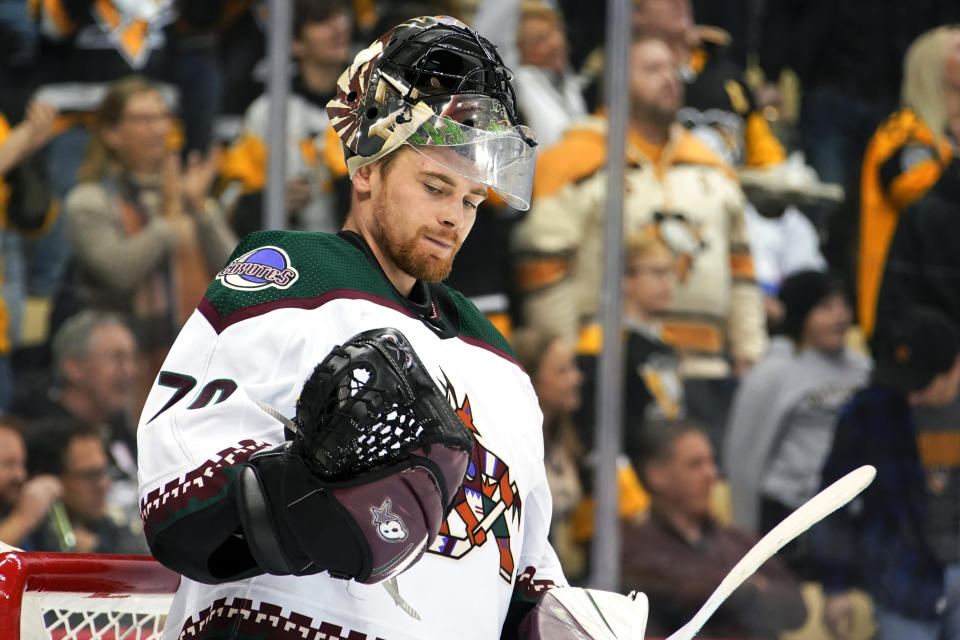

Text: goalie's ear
xmin=352 ymin=161 xmax=376 ymax=198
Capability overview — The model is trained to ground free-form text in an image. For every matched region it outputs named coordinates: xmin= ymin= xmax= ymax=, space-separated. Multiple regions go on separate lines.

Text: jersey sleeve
xmin=512 ymin=172 xmax=600 ymax=344
xmin=516 ymin=472 xmax=567 ymax=590
xmin=878 ymin=143 xmax=942 ymax=210
xmin=136 ymin=298 xmax=340 ymax=583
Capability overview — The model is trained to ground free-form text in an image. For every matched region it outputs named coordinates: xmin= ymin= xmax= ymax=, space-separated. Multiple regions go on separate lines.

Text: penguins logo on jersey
xmin=648 ymin=212 xmax=707 ymax=283
xmin=428 ymin=375 xmax=522 ymax=583
xmin=216 ymin=246 xmax=299 ymax=291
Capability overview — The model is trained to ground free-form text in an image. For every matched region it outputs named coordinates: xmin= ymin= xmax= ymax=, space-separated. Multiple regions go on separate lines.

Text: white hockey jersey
xmin=137 ymin=230 xmax=566 ymax=640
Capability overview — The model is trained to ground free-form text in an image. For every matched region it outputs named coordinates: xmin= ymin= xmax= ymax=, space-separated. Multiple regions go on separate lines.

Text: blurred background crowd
xmin=3 ymin=0 xmax=960 ymax=638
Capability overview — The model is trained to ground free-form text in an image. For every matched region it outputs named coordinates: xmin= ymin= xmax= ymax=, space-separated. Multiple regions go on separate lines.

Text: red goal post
xmin=0 ymin=550 xmax=180 ymax=640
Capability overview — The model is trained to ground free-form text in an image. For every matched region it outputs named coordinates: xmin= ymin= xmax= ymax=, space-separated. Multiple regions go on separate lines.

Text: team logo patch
xmin=216 ymin=246 xmax=299 ymax=291
xmin=372 ymin=499 xmax=409 ymax=542
xmin=429 ymin=375 xmax=522 ymax=583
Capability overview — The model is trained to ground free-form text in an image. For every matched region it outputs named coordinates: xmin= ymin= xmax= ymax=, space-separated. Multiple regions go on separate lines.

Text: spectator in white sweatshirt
xmin=511 ymin=2 xmax=588 ymax=148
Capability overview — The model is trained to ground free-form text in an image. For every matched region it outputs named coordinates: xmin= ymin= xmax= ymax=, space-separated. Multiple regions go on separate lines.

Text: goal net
xmin=0 ymin=550 xmax=180 ymax=640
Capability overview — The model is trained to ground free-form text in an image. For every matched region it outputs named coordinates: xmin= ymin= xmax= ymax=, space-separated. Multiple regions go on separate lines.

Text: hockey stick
xmin=663 ymin=465 xmax=876 ymax=640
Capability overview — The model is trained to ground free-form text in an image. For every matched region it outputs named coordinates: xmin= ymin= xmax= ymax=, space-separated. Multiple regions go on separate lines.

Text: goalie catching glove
xmin=236 ymin=328 xmax=473 ymax=583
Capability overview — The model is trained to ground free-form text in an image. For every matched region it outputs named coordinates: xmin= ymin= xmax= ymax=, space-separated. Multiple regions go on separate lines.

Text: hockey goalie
xmin=136 ymin=13 xmax=874 ymax=640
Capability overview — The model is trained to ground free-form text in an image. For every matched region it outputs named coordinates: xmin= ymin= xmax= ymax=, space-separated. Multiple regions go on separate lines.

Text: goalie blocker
xmin=236 ymin=328 xmax=473 ymax=584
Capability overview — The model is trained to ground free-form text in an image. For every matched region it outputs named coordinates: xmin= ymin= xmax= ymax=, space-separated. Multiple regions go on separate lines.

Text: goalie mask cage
xmin=0 ymin=551 xmax=180 ymax=640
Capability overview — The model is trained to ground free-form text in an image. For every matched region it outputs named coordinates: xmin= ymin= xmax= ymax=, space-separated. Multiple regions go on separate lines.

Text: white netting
xmin=21 ymin=592 xmax=173 ymax=640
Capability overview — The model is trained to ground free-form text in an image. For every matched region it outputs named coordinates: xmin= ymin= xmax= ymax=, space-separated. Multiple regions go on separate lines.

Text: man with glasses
xmin=16 ymin=311 xmax=142 ymax=531
xmin=24 ymin=417 xmax=148 ymax=555
xmin=577 ymin=230 xmax=686 ymax=458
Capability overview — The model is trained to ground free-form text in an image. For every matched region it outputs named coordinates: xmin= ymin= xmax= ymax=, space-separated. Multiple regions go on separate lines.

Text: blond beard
xmin=372 ymin=192 xmax=461 ymax=283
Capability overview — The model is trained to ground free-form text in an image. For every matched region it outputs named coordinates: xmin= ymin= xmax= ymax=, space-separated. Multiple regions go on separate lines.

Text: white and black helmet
xmin=326 ymin=16 xmax=538 ymax=209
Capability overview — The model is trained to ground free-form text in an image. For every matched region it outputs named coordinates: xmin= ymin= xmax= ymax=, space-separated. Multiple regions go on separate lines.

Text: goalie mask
xmin=237 ymin=328 xmax=473 ymax=584
xmin=326 ymin=15 xmax=538 ymax=210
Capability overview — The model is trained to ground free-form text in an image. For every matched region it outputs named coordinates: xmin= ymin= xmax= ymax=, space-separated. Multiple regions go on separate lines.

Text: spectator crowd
xmin=3 ymin=0 xmax=960 ymax=638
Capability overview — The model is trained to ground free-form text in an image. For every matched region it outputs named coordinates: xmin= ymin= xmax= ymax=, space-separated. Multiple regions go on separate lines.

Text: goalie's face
xmin=351 ymin=146 xmax=485 ymax=293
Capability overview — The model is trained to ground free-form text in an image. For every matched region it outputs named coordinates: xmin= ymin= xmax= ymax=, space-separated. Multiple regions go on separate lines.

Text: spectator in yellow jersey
xmin=219 ymin=0 xmax=351 ymax=236
xmin=513 ymin=35 xmax=766 ymax=449
xmin=633 ymin=0 xmax=785 ymax=170
xmin=858 ymin=26 xmax=960 ymax=338
xmin=577 ymin=230 xmax=685 ymax=460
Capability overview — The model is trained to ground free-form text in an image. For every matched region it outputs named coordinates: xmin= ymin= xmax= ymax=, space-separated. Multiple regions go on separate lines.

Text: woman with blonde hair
xmin=858 ymin=25 xmax=960 ymax=339
xmin=64 ymin=75 xmax=236 ymax=408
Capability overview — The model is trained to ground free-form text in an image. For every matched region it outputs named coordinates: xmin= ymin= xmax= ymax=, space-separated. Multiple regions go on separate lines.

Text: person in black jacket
xmin=873 ymin=160 xmax=960 ymax=640
xmin=877 ymin=158 xmax=960 ymax=343
xmin=811 ymin=308 xmax=960 ymax=640
xmin=576 ymin=230 xmax=685 ymax=462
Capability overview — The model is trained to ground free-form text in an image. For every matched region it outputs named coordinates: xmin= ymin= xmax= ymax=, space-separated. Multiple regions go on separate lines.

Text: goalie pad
xmin=237 ymin=328 xmax=473 ymax=584
xmin=519 ymin=588 xmax=649 ymax=640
